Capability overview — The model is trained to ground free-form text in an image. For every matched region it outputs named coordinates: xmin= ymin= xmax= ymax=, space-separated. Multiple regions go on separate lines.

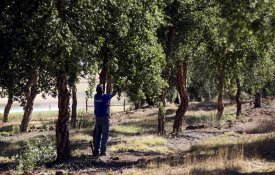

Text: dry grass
xmin=110 ymin=135 xmax=168 ymax=153
xmin=121 ymin=149 xmax=275 ymax=175
xmin=111 ymin=125 xmax=143 ymax=134
xmin=71 ymin=133 xmax=91 ymax=142
xmin=191 ymin=131 xmax=275 ymax=150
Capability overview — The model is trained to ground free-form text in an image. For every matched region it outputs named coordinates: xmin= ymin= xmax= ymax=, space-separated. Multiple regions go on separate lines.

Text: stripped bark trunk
xmin=71 ymin=84 xmax=77 ymax=128
xmin=3 ymin=92 xmax=13 ymax=122
xmin=254 ymin=91 xmax=262 ymax=108
xmin=235 ymin=77 xmax=241 ymax=118
xmin=173 ymin=61 xmax=189 ymax=133
xmin=216 ymin=64 xmax=225 ymax=121
xmin=56 ymin=73 xmax=71 ymax=162
xmin=20 ymin=74 xmax=38 ymax=132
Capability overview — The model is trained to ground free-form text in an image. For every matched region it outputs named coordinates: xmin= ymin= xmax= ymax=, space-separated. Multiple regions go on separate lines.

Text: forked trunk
xmin=3 ymin=93 xmax=13 ymax=122
xmin=254 ymin=91 xmax=262 ymax=108
xmin=235 ymin=78 xmax=241 ymax=118
xmin=216 ymin=64 xmax=225 ymax=121
xmin=56 ymin=73 xmax=71 ymax=162
xmin=71 ymin=84 xmax=77 ymax=128
xmin=173 ymin=61 xmax=189 ymax=133
xmin=20 ymin=74 xmax=38 ymax=132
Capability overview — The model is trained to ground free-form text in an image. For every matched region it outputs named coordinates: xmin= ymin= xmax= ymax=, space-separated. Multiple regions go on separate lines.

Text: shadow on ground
xmin=47 ymin=155 xmax=141 ymax=171
xmin=190 ymin=169 xmax=275 ymax=175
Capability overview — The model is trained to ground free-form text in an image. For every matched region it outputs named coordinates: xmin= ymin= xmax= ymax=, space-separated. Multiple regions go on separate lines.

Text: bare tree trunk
xmin=134 ymin=101 xmax=141 ymax=110
xmin=3 ymin=93 xmax=13 ymax=122
xmin=106 ymin=73 xmax=112 ymax=94
xmin=235 ymin=78 xmax=241 ymax=118
xmin=20 ymin=74 xmax=38 ymax=132
xmin=71 ymin=84 xmax=77 ymax=128
xmin=99 ymin=55 xmax=108 ymax=93
xmin=216 ymin=64 xmax=225 ymax=121
xmin=158 ymin=102 xmax=165 ymax=135
xmin=56 ymin=73 xmax=71 ymax=162
xmin=173 ymin=61 xmax=189 ymax=133
xmin=254 ymin=91 xmax=262 ymax=108
xmin=20 ymin=87 xmax=37 ymax=132
xmin=158 ymin=26 xmax=175 ymax=134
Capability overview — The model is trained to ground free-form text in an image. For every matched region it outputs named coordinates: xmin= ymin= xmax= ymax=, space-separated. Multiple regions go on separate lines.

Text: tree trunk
xmin=106 ymin=73 xmax=112 ymax=94
xmin=235 ymin=78 xmax=241 ymax=118
xmin=158 ymin=102 xmax=165 ymax=135
xmin=254 ymin=91 xmax=262 ymax=108
xmin=20 ymin=74 xmax=38 ymax=132
xmin=3 ymin=93 xmax=13 ymax=123
xmin=173 ymin=61 xmax=189 ymax=133
xmin=216 ymin=64 xmax=225 ymax=121
xmin=56 ymin=73 xmax=71 ymax=162
xmin=134 ymin=101 xmax=141 ymax=110
xmin=160 ymin=67 xmax=172 ymax=106
xmin=99 ymin=55 xmax=108 ymax=93
xmin=158 ymin=25 xmax=175 ymax=132
xmin=71 ymin=84 xmax=77 ymax=128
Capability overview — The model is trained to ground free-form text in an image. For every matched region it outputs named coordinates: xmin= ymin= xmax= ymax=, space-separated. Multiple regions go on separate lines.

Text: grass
xmin=0 ymin=124 xmax=20 ymax=136
xmin=71 ymin=133 xmax=91 ymax=142
xmin=110 ymin=135 xmax=168 ymax=153
xmin=120 ymin=132 xmax=275 ymax=175
xmin=121 ymin=158 xmax=275 ymax=175
xmin=191 ymin=131 xmax=275 ymax=150
xmin=0 ymin=101 xmax=274 ymax=174
xmin=111 ymin=125 xmax=143 ymax=135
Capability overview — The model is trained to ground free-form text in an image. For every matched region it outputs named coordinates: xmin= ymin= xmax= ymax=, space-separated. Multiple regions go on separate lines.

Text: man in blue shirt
xmin=93 ymin=83 xmax=116 ymax=156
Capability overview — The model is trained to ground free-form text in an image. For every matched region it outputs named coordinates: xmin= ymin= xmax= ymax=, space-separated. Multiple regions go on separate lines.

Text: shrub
xmin=16 ymin=135 xmax=56 ymax=173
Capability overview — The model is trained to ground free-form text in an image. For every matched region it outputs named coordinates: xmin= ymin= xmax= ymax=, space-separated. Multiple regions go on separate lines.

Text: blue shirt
xmin=94 ymin=93 xmax=112 ymax=117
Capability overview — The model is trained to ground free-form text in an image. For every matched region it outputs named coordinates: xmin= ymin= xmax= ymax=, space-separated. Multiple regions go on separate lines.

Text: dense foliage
xmin=0 ymin=0 xmax=274 ymax=160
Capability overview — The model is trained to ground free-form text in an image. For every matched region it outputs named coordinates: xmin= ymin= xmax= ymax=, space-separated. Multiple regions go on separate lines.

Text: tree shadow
xmin=188 ymin=101 xmax=234 ymax=111
xmin=0 ymin=162 xmax=17 ymax=172
xmin=190 ymin=168 xmax=275 ymax=175
xmin=47 ymin=154 xmax=140 ymax=171
xmin=190 ymin=136 xmax=275 ymax=161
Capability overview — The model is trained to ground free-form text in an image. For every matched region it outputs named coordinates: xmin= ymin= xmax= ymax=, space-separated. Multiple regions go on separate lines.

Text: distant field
xmin=0 ymin=78 xmax=129 ymax=113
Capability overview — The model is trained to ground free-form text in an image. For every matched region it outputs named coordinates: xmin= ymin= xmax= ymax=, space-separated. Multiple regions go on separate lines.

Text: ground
xmin=0 ymin=99 xmax=275 ymax=175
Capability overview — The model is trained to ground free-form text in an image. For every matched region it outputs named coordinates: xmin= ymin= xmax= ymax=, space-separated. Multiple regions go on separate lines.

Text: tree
xmin=90 ymin=0 xmax=166 ymax=109
xmin=0 ymin=0 xmax=55 ymax=127
xmin=213 ymin=0 xmax=275 ymax=118
xmin=159 ymin=0 xmax=221 ymax=133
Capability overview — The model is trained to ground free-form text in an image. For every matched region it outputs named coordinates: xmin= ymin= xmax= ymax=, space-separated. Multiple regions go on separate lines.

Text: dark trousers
xmin=94 ymin=117 xmax=109 ymax=155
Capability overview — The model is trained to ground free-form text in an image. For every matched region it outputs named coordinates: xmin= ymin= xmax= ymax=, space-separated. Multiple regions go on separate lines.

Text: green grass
xmin=0 ymin=124 xmax=20 ymax=136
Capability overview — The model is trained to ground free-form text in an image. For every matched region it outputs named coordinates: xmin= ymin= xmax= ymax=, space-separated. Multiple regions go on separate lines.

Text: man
xmin=93 ymin=83 xmax=116 ymax=156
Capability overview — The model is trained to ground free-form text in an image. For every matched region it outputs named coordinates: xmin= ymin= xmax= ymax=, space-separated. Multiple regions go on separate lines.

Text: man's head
xmin=96 ymin=84 xmax=104 ymax=94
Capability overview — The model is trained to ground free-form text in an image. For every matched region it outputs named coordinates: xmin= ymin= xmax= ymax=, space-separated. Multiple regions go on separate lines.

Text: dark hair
xmin=96 ymin=84 xmax=104 ymax=94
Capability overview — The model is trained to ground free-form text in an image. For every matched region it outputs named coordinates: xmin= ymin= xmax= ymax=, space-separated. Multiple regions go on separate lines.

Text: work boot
xmin=100 ymin=151 xmax=106 ymax=156
xmin=93 ymin=150 xmax=99 ymax=157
